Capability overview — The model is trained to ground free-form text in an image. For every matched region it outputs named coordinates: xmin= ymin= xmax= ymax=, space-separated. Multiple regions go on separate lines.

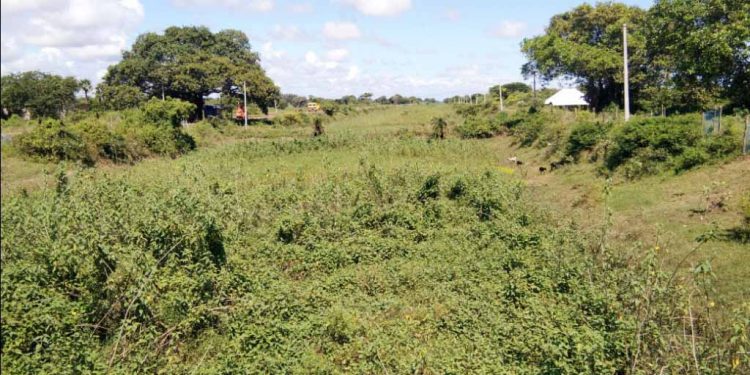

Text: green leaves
xmin=522 ymin=3 xmax=647 ymax=111
xmin=1 ymin=71 xmax=80 ymax=119
xmin=100 ymin=26 xmax=280 ymax=115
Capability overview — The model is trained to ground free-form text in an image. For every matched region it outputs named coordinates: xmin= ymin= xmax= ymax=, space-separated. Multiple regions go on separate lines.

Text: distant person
xmin=234 ymin=103 xmax=245 ymax=125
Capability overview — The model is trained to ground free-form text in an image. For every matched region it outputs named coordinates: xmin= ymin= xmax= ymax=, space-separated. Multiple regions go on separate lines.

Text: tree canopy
xmin=99 ymin=26 xmax=279 ymax=117
xmin=1 ymin=71 xmax=81 ymax=119
xmin=489 ymin=82 xmax=532 ymax=99
xmin=645 ymin=0 xmax=750 ymax=110
xmin=522 ymin=1 xmax=749 ymax=112
xmin=521 ymin=3 xmax=647 ymax=111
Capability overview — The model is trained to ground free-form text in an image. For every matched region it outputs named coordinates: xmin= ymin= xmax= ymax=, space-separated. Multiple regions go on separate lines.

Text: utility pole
xmin=243 ymin=81 xmax=248 ymax=127
xmin=623 ymin=24 xmax=631 ymax=122
xmin=498 ymin=84 xmax=504 ymax=112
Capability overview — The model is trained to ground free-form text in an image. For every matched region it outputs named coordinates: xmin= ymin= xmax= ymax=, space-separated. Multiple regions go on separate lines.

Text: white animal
xmin=507 ymin=156 xmax=523 ymax=165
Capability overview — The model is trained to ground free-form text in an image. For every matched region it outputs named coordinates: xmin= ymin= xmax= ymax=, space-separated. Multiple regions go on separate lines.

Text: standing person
xmin=234 ymin=102 xmax=245 ymax=125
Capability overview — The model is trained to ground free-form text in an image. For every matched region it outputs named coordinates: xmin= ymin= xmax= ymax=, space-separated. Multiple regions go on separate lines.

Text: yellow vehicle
xmin=307 ymin=102 xmax=320 ymax=112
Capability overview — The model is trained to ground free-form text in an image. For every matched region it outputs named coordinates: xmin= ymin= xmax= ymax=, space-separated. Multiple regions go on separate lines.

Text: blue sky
xmin=1 ymin=0 xmax=653 ymax=99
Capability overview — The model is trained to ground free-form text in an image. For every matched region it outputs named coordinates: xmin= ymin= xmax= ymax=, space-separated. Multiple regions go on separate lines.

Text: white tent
xmin=544 ymin=88 xmax=589 ymax=107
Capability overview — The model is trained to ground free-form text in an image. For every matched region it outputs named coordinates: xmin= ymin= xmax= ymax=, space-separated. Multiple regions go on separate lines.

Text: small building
xmin=307 ymin=102 xmax=320 ymax=112
xmin=544 ymin=88 xmax=589 ymax=107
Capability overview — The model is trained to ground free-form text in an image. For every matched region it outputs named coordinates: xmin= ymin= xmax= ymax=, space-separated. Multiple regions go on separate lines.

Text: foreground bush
xmin=2 ymin=148 xmax=746 ymax=373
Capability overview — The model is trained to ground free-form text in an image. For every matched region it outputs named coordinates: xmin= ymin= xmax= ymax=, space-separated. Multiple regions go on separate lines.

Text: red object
xmin=234 ymin=105 xmax=245 ymax=119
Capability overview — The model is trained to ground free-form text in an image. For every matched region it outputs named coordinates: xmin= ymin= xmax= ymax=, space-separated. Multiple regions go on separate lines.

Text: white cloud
xmin=261 ymin=42 xmax=285 ymax=60
xmin=171 ymin=0 xmax=273 ymax=12
xmin=1 ymin=0 xmax=61 ymax=14
xmin=442 ymin=9 xmax=460 ymax=22
xmin=304 ymin=51 xmax=338 ymax=69
xmin=326 ymin=48 xmax=350 ymax=62
xmin=288 ymin=2 xmax=313 ymax=13
xmin=490 ymin=21 xmax=528 ymax=38
xmin=0 ymin=0 xmax=144 ymax=81
xmin=339 ymin=0 xmax=411 ymax=16
xmin=322 ymin=22 xmax=361 ymax=40
xmin=270 ymin=25 xmax=309 ymax=41
xmin=345 ymin=65 xmax=360 ymax=81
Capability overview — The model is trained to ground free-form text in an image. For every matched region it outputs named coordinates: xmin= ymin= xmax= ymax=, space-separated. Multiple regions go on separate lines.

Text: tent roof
xmin=544 ymin=88 xmax=589 ymax=106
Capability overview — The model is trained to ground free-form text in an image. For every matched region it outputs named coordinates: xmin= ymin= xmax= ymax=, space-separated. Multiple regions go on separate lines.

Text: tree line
xmin=278 ymin=93 xmax=438 ymax=109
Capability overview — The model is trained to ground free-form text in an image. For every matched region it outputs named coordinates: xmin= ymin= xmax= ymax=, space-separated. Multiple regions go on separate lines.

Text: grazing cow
xmin=550 ymin=157 xmax=572 ymax=171
xmin=539 ymin=166 xmax=547 ymax=174
xmin=507 ymin=156 xmax=523 ymax=165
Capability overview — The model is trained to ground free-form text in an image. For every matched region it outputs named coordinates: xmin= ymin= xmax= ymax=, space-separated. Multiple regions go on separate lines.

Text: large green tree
xmin=1 ymin=71 xmax=80 ymax=119
xmin=99 ymin=26 xmax=279 ymax=118
xmin=645 ymin=0 xmax=750 ymax=111
xmin=521 ymin=3 xmax=647 ymax=111
xmin=489 ymin=82 xmax=532 ymax=99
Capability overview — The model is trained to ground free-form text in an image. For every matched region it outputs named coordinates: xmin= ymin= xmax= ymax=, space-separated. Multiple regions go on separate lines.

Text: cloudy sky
xmin=1 ymin=0 xmax=652 ymax=99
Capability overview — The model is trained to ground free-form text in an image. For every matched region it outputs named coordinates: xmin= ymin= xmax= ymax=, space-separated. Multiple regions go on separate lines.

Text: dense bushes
xmin=14 ymin=120 xmax=88 ymax=162
xmin=454 ymin=103 xmax=743 ymax=177
xmin=273 ymin=111 xmax=310 ymax=126
xmin=12 ymin=98 xmax=197 ymax=163
xmin=1 ymin=179 xmax=227 ymax=373
xmin=2 ymin=147 xmax=746 ymax=373
xmin=565 ymin=121 xmax=611 ymax=159
xmin=607 ymin=115 xmax=740 ymax=176
xmin=456 ymin=116 xmax=502 ymax=138
xmin=141 ymin=97 xmax=195 ymax=127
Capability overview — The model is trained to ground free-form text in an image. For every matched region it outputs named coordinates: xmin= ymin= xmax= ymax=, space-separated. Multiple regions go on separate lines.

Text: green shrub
xmin=620 ymin=147 xmax=670 ymax=180
xmin=273 ymin=111 xmax=309 ymax=126
xmin=70 ymin=118 xmax=129 ymax=162
xmin=606 ymin=115 xmax=741 ymax=177
xmin=512 ymin=118 xmax=545 ymax=146
xmin=14 ymin=119 xmax=87 ymax=162
xmin=502 ymin=112 xmax=554 ymax=147
xmin=606 ymin=115 xmax=701 ymax=171
xmin=142 ymin=97 xmax=195 ymax=127
xmin=319 ymin=100 xmax=339 ymax=116
xmin=699 ymin=131 xmax=740 ymax=158
xmin=565 ymin=121 xmax=611 ymax=159
xmin=417 ymin=174 xmax=440 ymax=202
xmin=456 ymin=116 xmax=500 ymax=138
xmin=0 ymin=114 xmax=28 ymax=129
xmin=128 ymin=123 xmax=195 ymax=157
xmin=455 ymin=101 xmax=495 ymax=118
xmin=673 ymin=147 xmax=709 ymax=173
xmin=431 ymin=117 xmax=447 ymax=139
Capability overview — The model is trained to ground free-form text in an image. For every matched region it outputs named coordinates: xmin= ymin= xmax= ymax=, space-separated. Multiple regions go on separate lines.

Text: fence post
xmin=744 ymin=115 xmax=749 ymax=155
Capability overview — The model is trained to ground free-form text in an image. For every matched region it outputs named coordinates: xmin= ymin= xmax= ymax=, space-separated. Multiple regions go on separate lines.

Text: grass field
xmin=1 ymin=104 xmax=748 ymax=373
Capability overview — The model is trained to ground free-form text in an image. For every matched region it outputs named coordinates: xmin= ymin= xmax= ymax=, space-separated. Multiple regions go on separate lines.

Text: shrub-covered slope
xmin=2 ymin=137 xmax=747 ymax=373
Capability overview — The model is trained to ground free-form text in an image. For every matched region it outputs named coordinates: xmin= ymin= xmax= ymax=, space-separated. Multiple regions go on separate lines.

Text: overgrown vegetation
xmin=11 ymin=98 xmax=197 ymax=164
xmin=453 ymin=102 xmax=744 ymax=179
xmin=2 ymin=139 xmax=747 ymax=373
